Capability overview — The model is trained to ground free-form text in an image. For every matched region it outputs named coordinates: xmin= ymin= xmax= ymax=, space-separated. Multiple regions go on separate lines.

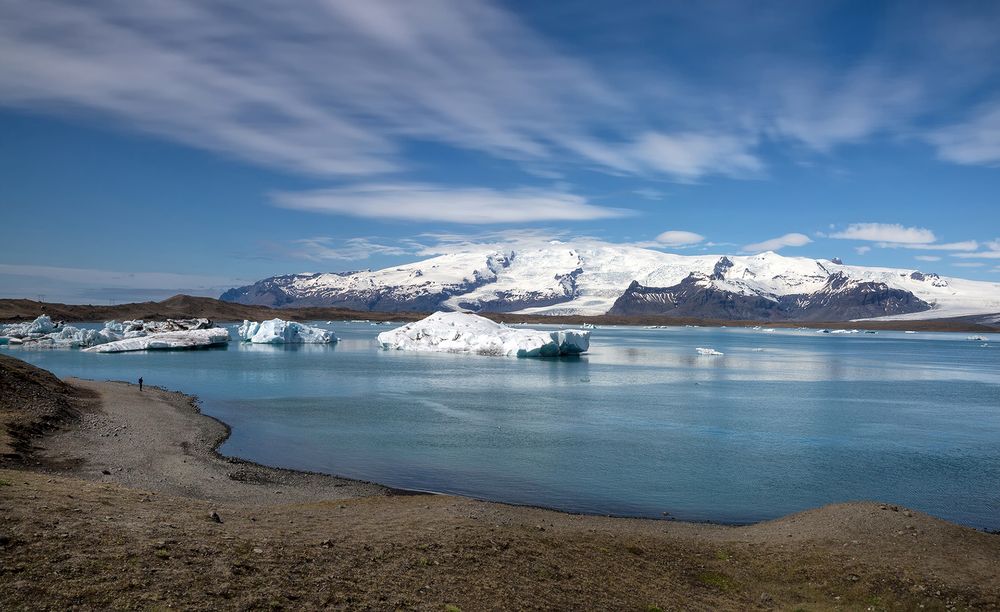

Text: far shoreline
xmin=2 ymin=294 xmax=998 ymax=333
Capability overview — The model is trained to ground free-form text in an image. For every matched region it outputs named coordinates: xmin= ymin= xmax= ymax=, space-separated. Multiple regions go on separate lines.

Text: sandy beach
xmin=1 ymin=354 xmax=999 ymax=610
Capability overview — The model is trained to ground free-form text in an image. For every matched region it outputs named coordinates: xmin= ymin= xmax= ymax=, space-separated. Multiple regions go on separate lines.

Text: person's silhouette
xmin=138 ymin=376 xmax=143 ymax=391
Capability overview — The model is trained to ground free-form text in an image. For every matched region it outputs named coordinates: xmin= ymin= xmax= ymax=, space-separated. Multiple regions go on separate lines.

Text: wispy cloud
xmin=272 ymin=183 xmax=629 ymax=224
xmin=743 ymin=233 xmax=812 ymax=253
xmin=626 ymin=132 xmax=762 ymax=182
xmin=914 ymin=255 xmax=941 ymax=262
xmin=0 ymin=0 xmax=770 ymax=184
xmin=829 ymin=223 xmax=937 ymax=244
xmin=953 ymin=250 xmax=1000 ymax=259
xmin=877 ymin=240 xmax=979 ymax=251
xmin=928 ymin=104 xmax=1000 ymax=166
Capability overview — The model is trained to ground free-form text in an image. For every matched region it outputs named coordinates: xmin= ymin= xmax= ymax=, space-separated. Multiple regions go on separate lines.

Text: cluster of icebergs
xmin=4 ymin=312 xmax=594 ymax=358
xmin=0 ymin=316 xmax=221 ymax=350
xmin=0 ymin=314 xmax=339 ymax=353
xmin=377 ymin=312 xmax=590 ymax=357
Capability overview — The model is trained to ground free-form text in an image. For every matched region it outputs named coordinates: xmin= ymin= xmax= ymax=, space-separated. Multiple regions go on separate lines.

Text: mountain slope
xmin=220 ymin=243 xmax=1000 ymax=320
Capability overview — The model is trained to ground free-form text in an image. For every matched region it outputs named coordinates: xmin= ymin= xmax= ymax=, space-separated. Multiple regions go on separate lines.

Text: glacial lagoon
xmin=7 ymin=322 xmax=999 ymax=529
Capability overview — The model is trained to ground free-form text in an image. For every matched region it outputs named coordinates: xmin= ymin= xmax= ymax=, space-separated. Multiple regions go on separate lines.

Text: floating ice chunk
xmin=696 ymin=347 xmax=724 ymax=356
xmin=237 ymin=319 xmax=337 ymax=344
xmin=84 ymin=328 xmax=231 ymax=353
xmin=377 ymin=312 xmax=589 ymax=357
xmin=0 ymin=314 xmax=57 ymax=337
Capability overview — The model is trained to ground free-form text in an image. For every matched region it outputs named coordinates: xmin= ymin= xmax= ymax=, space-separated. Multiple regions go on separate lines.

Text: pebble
xmin=209 ymin=511 xmax=223 ymax=523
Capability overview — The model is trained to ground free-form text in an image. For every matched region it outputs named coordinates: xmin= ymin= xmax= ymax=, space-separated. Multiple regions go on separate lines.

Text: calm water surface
xmin=7 ymin=323 xmax=1000 ymax=528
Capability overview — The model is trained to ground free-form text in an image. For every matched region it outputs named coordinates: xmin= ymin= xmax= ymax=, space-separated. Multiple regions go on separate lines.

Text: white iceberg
xmin=84 ymin=328 xmax=230 ymax=353
xmin=0 ymin=314 xmax=57 ymax=337
xmin=237 ymin=319 xmax=337 ymax=344
xmin=696 ymin=347 xmax=724 ymax=356
xmin=377 ymin=311 xmax=590 ymax=357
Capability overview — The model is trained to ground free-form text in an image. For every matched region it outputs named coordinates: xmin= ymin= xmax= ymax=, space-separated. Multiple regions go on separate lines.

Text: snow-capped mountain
xmin=220 ymin=242 xmax=1000 ymax=321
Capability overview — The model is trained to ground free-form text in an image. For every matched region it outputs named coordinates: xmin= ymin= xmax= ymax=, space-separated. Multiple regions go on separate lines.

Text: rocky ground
xmin=1 ymin=354 xmax=998 ymax=610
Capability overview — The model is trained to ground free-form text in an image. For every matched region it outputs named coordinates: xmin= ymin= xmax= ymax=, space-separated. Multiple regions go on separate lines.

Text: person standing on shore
xmin=138 ymin=377 xmax=143 ymax=391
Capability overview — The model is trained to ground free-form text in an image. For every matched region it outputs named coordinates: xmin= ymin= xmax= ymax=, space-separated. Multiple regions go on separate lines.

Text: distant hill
xmin=0 ymin=295 xmax=423 ymax=324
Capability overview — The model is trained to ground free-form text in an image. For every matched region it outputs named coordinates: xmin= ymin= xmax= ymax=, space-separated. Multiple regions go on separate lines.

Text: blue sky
xmin=1 ymin=0 xmax=999 ymax=303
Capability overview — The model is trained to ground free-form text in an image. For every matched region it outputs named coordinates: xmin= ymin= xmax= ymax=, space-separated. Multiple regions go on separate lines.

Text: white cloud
xmin=914 ymin=255 xmax=941 ymax=262
xmin=829 ymin=223 xmax=936 ymax=244
xmin=877 ymin=240 xmax=979 ymax=251
xmin=627 ymin=132 xmax=763 ymax=182
xmin=952 ymin=262 xmax=985 ymax=267
xmin=654 ymin=230 xmax=705 ymax=247
xmin=272 ymin=184 xmax=629 ymax=224
xmin=743 ymin=233 xmax=812 ymax=253
xmin=855 ymin=246 xmax=872 ymax=255
xmin=928 ymin=104 xmax=1000 ymax=166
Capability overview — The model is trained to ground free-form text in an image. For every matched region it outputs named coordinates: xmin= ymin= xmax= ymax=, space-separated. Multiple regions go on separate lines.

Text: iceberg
xmin=0 ymin=314 xmax=58 ymax=338
xmin=237 ymin=319 xmax=337 ymax=344
xmin=377 ymin=311 xmax=590 ymax=357
xmin=696 ymin=347 xmax=724 ymax=356
xmin=83 ymin=328 xmax=231 ymax=353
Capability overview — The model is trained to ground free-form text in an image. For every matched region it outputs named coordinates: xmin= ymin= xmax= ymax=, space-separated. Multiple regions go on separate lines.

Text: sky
xmin=1 ymin=0 xmax=1000 ymax=303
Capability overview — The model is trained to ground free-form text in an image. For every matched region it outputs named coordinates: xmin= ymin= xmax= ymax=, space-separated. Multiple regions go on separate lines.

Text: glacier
xmin=83 ymin=328 xmax=231 ymax=353
xmin=220 ymin=242 xmax=1000 ymax=320
xmin=376 ymin=312 xmax=590 ymax=357
xmin=237 ymin=319 xmax=338 ymax=344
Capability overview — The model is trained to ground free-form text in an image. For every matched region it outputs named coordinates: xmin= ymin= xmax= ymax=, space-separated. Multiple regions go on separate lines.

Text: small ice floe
xmin=967 ymin=336 xmax=988 ymax=341
xmin=696 ymin=347 xmax=724 ymax=356
xmin=84 ymin=328 xmax=231 ymax=353
xmin=377 ymin=311 xmax=589 ymax=357
xmin=750 ymin=348 xmax=765 ymax=352
xmin=581 ymin=322 xmax=596 ymax=329
xmin=905 ymin=331 xmax=918 ymax=334
xmin=238 ymin=319 xmax=337 ymax=344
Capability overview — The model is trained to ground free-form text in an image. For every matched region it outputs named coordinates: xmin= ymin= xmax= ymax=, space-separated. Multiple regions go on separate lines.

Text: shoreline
xmin=2 ymin=356 xmax=999 ymax=609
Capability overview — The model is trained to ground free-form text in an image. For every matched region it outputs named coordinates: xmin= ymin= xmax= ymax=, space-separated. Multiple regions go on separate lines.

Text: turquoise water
xmin=7 ymin=323 xmax=1000 ymax=529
